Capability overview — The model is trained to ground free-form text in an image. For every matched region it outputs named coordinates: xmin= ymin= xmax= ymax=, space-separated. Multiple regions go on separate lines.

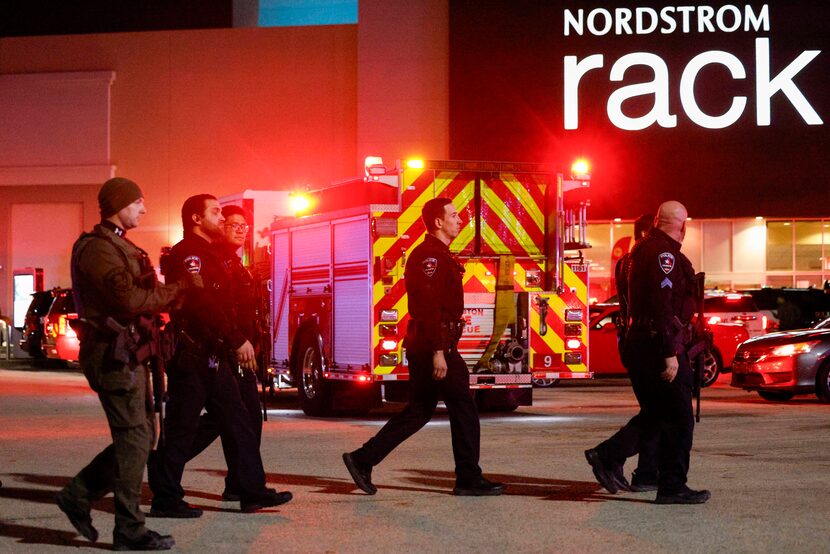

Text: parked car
xmin=741 ymin=287 xmax=830 ymax=331
xmin=42 ymin=288 xmax=80 ymax=363
xmin=19 ymin=290 xmax=57 ymax=358
xmin=588 ymin=305 xmax=749 ymax=387
xmin=704 ymin=292 xmax=777 ymax=338
xmin=730 ymin=317 xmax=830 ymax=403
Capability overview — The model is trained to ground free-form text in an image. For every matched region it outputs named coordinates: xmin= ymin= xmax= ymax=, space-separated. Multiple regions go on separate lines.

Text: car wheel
xmin=294 ymin=332 xmax=332 ymax=416
xmin=816 ymin=362 xmax=830 ymax=404
xmin=757 ymin=390 xmax=794 ymax=402
xmin=700 ymin=348 xmax=722 ymax=388
xmin=532 ymin=378 xmax=560 ymax=388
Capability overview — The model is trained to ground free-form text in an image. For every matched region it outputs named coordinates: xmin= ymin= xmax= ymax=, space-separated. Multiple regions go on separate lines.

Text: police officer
xmin=56 ymin=177 xmax=185 ymax=550
xmin=342 ymin=197 xmax=505 ymax=496
xmin=187 ymin=205 xmax=265 ymax=501
xmin=587 ymin=201 xmax=709 ymax=504
xmin=586 ymin=213 xmax=661 ymax=494
xmin=148 ymin=194 xmax=291 ymax=516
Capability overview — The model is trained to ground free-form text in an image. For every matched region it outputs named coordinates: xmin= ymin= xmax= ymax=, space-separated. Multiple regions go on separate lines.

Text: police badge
xmin=658 ymin=252 xmax=675 ymax=274
xmin=184 ymin=255 xmax=202 ymax=274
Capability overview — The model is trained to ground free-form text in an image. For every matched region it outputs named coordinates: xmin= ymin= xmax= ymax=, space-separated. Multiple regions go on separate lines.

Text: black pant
xmin=597 ymin=334 xmax=694 ymax=494
xmin=353 ymin=349 xmax=482 ymax=483
xmin=188 ymin=368 xmax=263 ymax=493
xmin=148 ymin=344 xmax=267 ymax=507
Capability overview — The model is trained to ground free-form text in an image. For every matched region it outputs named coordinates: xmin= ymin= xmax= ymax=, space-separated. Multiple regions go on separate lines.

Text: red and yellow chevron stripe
xmin=528 ymin=262 xmax=590 ymax=379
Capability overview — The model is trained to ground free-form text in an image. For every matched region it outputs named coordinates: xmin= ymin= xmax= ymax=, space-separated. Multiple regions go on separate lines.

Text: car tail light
xmin=566 ymin=338 xmax=581 ymax=350
xmin=381 ymin=339 xmax=397 ymax=351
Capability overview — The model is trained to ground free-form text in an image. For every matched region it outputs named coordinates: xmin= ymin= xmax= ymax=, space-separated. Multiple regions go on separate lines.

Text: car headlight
xmin=770 ymin=341 xmax=820 ymax=357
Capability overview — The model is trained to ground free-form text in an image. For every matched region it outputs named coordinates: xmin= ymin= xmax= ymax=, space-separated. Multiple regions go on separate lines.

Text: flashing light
xmin=381 ymin=339 xmax=398 ymax=351
xmin=566 ymin=338 xmax=581 ymax=350
xmin=771 ymin=341 xmax=819 ymax=357
xmin=726 ymin=293 xmax=743 ymax=301
xmin=289 ymin=193 xmax=311 ymax=215
xmin=406 ymin=159 xmax=424 ymax=169
xmin=358 ymin=374 xmax=371 ymax=383
xmin=365 ymin=156 xmax=386 ymax=176
xmin=379 ymin=309 xmax=398 ymax=322
xmin=570 ymin=159 xmax=591 ymax=180
xmin=708 ymin=316 xmax=722 ymax=325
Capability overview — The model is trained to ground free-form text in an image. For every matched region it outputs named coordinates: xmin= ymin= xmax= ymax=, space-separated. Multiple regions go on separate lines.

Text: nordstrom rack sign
xmin=562 ymin=4 xmax=823 ymax=130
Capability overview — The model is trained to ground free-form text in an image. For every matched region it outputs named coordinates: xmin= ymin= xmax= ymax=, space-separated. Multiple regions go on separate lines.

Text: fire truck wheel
xmin=295 ymin=331 xmax=332 ymax=416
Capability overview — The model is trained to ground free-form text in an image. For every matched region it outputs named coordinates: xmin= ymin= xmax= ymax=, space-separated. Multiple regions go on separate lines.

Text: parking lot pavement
xmin=1 ymin=368 xmax=829 ymax=553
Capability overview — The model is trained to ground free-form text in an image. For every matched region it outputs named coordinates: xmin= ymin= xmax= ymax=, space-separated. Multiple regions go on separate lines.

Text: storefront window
xmin=795 ymin=221 xmax=822 ymax=271
xmin=766 ymin=222 xmax=793 ymax=271
xmin=585 ymin=223 xmax=611 ymax=273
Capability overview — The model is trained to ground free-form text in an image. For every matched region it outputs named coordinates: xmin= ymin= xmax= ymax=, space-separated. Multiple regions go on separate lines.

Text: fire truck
xmin=267 ymin=158 xmax=592 ymax=416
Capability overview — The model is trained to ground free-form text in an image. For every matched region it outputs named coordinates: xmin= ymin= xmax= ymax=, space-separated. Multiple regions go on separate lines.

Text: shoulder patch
xmin=422 ymin=257 xmax=438 ymax=277
xmin=183 ymin=255 xmax=202 ymax=274
xmin=104 ymin=267 xmax=133 ymax=293
xmin=658 ymin=252 xmax=675 ymax=274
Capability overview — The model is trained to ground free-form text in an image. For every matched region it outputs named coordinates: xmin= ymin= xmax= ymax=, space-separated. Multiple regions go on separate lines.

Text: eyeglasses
xmin=224 ymin=223 xmax=249 ymax=233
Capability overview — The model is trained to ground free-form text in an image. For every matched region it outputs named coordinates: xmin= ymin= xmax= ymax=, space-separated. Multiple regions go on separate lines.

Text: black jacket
xmin=167 ymin=234 xmax=246 ymax=351
xmin=627 ymin=227 xmax=697 ymax=358
xmin=403 ymin=234 xmax=465 ymax=353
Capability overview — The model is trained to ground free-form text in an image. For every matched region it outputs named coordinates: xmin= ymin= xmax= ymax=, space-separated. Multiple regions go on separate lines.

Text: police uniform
xmin=188 ymin=242 xmax=263 ymax=497
xmin=602 ymin=227 xmax=698 ymax=496
xmin=148 ymin=233 xmax=274 ymax=513
xmin=58 ymin=220 xmax=181 ymax=545
xmin=590 ymin=250 xmax=661 ymax=490
xmin=349 ymin=234 xmax=484 ymax=487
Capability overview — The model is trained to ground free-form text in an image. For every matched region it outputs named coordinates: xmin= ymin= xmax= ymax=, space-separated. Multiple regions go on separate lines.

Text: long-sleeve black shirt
xmin=167 ymin=234 xmax=246 ymax=351
xmin=404 ymin=234 xmax=465 ymax=353
xmin=627 ymin=227 xmax=697 ymax=358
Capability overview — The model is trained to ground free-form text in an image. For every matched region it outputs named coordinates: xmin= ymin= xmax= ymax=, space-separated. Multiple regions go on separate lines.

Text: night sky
xmin=449 ymin=1 xmax=829 ymax=219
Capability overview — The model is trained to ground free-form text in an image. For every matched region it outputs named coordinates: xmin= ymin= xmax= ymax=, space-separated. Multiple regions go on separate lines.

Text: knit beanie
xmin=99 ymin=177 xmax=144 ymax=218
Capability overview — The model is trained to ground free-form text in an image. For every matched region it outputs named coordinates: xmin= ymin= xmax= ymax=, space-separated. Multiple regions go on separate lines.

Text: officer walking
xmin=187 ymin=204 xmax=265 ymax=501
xmin=586 ymin=201 xmax=709 ymax=504
xmin=56 ymin=177 xmax=187 ymax=550
xmin=343 ymin=197 xmax=505 ymax=496
xmin=148 ymin=194 xmax=291 ymax=516
xmin=586 ymin=213 xmax=660 ymax=493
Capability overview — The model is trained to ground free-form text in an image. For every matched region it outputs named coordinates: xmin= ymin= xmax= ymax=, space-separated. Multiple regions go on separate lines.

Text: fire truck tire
xmin=295 ymin=331 xmax=332 ymax=416
xmin=474 ymin=391 xmax=519 ymax=413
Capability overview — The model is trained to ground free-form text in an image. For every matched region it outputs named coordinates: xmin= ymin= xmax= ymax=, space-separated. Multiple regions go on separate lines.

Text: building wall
xmin=357 ymin=0 xmax=449 ymax=164
xmin=0 ymin=25 xmax=359 ymax=315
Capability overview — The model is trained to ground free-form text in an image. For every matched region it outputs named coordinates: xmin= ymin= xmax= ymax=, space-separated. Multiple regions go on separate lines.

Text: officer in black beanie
xmin=56 ymin=176 xmax=190 ymax=550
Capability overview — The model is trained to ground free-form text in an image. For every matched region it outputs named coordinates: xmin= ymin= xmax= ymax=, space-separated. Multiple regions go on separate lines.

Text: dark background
xmin=449 ymin=1 xmax=829 ymax=219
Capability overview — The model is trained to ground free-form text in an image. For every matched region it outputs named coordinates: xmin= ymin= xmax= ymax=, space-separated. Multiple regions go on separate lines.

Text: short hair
xmin=181 ymin=194 xmax=217 ymax=233
xmin=221 ymin=204 xmax=251 ymax=222
xmin=634 ymin=213 xmax=654 ymax=240
xmin=422 ymin=197 xmax=453 ymax=233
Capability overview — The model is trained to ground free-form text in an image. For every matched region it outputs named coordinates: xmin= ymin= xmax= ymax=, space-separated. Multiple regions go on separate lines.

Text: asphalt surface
xmin=0 ymin=366 xmax=828 ymax=553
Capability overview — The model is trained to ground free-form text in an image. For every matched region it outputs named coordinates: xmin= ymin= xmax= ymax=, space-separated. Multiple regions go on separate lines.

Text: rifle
xmin=692 ymin=272 xmax=706 ymax=422
xmin=106 ymin=315 xmax=169 ymax=446
xmin=252 ymin=263 xmax=271 ymax=422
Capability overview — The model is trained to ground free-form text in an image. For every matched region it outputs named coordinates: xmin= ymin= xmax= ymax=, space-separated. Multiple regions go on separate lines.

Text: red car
xmin=589 ymin=305 xmax=749 ymax=386
xmin=42 ymin=288 xmax=80 ymax=364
